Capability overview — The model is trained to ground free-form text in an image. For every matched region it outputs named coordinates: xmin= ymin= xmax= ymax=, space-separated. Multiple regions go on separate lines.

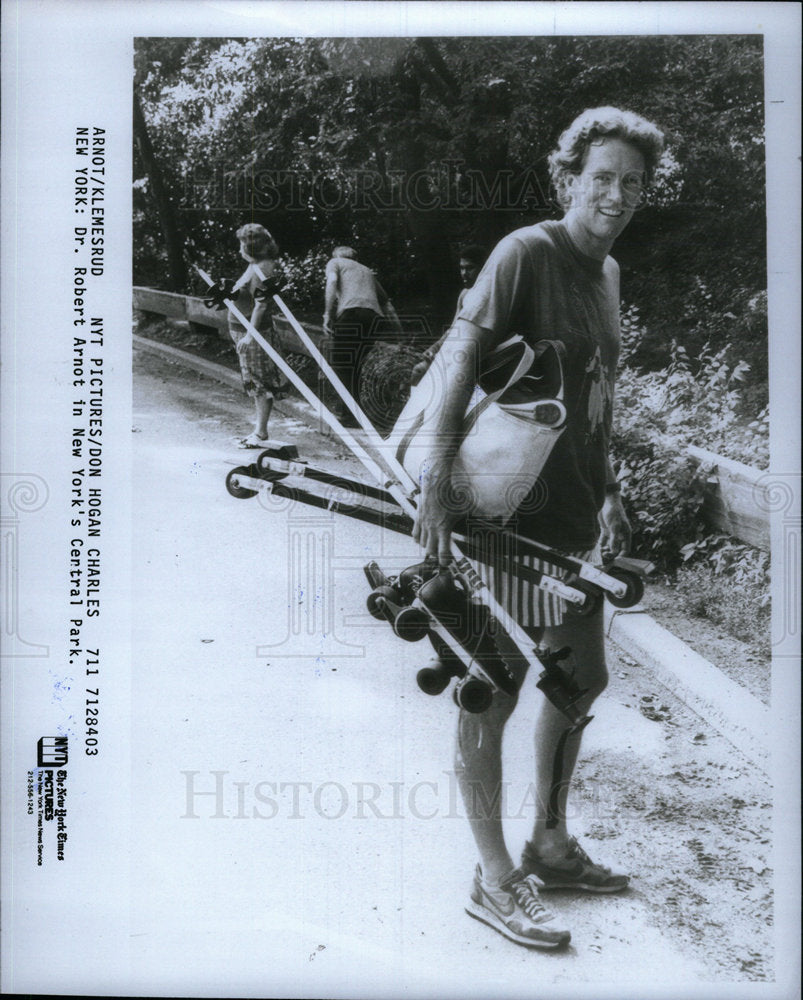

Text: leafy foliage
xmin=133 ymin=35 xmax=768 ymax=387
xmin=674 ymin=539 xmax=770 ymax=656
xmin=616 ymin=306 xmax=769 ymax=468
xmin=275 ymin=248 xmax=331 ymax=311
xmin=611 ymin=306 xmax=768 ymax=570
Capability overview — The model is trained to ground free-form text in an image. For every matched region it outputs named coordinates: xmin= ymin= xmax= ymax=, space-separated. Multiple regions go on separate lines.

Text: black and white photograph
xmin=1 ymin=3 xmax=800 ymax=998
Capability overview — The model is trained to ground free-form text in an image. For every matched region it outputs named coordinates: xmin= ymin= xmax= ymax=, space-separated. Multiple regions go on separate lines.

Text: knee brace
xmin=534 ymin=645 xmax=593 ymax=829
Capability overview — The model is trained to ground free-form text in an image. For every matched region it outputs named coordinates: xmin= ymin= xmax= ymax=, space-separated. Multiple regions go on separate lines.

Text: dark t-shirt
xmin=457 ymin=220 xmax=620 ymax=550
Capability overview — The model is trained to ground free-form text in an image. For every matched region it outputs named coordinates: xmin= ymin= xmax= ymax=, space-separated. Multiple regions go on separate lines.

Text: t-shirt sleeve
xmin=457 ymin=234 xmax=534 ymax=345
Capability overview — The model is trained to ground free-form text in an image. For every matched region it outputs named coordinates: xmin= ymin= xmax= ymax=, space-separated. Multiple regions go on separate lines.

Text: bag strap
xmin=530 ymin=339 xmax=566 ymax=402
xmin=462 ymin=338 xmax=567 ymax=433
xmin=464 ymin=335 xmax=535 ymax=424
xmin=393 ymin=336 xmax=532 ymax=470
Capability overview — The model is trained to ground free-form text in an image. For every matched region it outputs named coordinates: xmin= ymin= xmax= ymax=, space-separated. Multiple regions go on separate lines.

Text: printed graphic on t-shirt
xmin=583 ymin=346 xmax=613 ymax=443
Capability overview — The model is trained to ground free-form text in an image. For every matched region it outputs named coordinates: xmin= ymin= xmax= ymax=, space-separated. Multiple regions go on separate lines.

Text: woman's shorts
xmin=229 ymin=324 xmax=289 ymax=399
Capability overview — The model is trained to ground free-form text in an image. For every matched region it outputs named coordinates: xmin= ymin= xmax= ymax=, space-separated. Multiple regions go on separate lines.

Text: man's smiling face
xmin=566 ymin=137 xmax=647 ymax=246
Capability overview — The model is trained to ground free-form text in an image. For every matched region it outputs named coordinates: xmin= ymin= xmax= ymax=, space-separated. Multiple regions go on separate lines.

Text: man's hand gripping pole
xmin=257 ymin=282 xmax=595 ymax=708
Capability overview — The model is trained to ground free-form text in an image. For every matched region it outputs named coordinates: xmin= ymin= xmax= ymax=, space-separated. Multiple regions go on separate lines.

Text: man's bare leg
xmin=454 ymin=690 xmax=519 ymax=884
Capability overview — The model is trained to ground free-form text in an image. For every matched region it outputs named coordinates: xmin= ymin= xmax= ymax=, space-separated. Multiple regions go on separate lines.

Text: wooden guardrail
xmin=133 ymin=287 xmax=771 ymax=551
xmin=134 ymin=285 xmax=433 ymax=351
xmin=686 ymin=445 xmax=770 ymax=551
xmin=133 ymin=285 xmax=325 ymax=356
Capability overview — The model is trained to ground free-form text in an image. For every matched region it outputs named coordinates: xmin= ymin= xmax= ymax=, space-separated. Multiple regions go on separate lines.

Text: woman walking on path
xmin=228 ymin=223 xmax=289 ymax=448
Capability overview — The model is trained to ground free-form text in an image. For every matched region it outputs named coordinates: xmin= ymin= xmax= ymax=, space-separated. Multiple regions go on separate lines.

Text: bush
xmin=674 ymin=536 xmax=770 ymax=657
xmin=613 ymin=434 xmax=710 ymax=569
xmin=612 ymin=305 xmax=769 ymax=569
xmin=618 ymin=305 xmax=768 ymax=466
xmin=276 ymin=248 xmax=330 ymax=312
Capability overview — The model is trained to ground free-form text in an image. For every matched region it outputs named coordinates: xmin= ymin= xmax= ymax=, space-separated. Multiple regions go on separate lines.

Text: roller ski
xmin=227 ymin=443 xmax=649 ymax=610
xmin=363 ymin=558 xmax=596 ymax=719
xmin=198 ymin=264 xmax=649 ymax=718
xmin=225 ymin=453 xmax=600 ymax=714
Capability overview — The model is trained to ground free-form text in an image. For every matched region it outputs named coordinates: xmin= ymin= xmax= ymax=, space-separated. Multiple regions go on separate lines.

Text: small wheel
xmin=366 ymin=585 xmax=399 ymax=621
xmin=416 ymin=660 xmax=452 ymax=696
xmin=604 ymin=568 xmax=645 ymax=608
xmin=563 ymin=577 xmax=603 ymax=618
xmin=226 ymin=466 xmax=258 ymax=500
xmin=455 ymin=677 xmax=493 ymax=714
xmin=396 ymin=560 xmax=440 ymax=603
xmin=392 ymin=606 xmax=430 ymax=643
xmin=255 ymin=451 xmax=290 ymax=480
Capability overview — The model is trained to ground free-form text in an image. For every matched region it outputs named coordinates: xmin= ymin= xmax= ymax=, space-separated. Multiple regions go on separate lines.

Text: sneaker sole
xmin=532 ymin=877 xmax=630 ymax=894
xmin=465 ymin=900 xmax=571 ymax=949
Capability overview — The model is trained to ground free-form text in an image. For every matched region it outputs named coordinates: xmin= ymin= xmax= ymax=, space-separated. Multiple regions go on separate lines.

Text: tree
xmin=133 ymin=85 xmax=187 ymax=290
xmin=133 ymin=34 xmax=767 ymax=391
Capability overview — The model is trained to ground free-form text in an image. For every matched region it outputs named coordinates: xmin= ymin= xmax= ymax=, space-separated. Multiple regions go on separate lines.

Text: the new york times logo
xmin=37 ymin=736 xmax=68 ymax=767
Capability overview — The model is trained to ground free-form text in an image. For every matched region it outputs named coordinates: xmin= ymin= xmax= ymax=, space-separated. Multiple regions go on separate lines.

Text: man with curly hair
xmin=413 ymin=107 xmax=665 ymax=949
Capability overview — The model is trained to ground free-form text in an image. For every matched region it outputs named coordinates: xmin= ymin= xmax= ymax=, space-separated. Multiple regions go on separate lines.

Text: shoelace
xmin=511 ymin=876 xmax=551 ymax=920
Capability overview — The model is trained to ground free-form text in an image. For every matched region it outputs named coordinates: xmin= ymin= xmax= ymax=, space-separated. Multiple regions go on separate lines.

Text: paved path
xmin=127 ymin=348 xmax=774 ymax=997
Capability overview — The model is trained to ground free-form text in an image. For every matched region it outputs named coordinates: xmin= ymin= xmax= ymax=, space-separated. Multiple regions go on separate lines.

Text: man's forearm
xmin=604 ymin=455 xmax=620 ymax=493
xmin=323 ymin=280 xmax=337 ymax=326
xmin=412 ymin=320 xmax=492 ymax=561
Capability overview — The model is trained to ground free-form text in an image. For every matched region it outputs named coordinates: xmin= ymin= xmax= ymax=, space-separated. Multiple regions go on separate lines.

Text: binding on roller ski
xmin=198 ymin=264 xmax=651 ymax=723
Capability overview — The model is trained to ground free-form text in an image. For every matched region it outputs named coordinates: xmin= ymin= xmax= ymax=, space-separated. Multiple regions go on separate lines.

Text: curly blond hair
xmin=548 ymin=107 xmax=665 ymax=209
xmin=236 ymin=223 xmax=279 ymax=260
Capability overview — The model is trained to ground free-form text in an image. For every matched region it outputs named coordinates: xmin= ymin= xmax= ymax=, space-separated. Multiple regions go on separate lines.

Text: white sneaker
xmin=465 ymin=865 xmax=571 ymax=949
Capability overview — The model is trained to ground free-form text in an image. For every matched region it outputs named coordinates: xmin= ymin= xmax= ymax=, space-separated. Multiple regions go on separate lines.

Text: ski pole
xmin=195 ymin=265 xmax=415 ymax=517
xmin=197 ymin=266 xmax=525 ymax=696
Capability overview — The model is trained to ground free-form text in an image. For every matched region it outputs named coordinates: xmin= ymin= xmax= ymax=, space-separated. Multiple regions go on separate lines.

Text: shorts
xmin=476 ymin=541 xmax=601 ymax=629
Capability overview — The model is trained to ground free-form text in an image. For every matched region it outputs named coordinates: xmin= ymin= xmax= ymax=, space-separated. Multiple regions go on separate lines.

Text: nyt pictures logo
xmin=37 ymin=736 xmax=68 ymax=767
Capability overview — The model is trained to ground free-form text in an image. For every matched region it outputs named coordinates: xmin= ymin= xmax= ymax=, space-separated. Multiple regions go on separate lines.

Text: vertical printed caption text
xmin=71 ymin=126 xmax=106 ymax=761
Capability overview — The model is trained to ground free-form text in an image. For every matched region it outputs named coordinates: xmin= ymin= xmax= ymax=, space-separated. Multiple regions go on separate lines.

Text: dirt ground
xmin=128 ymin=345 xmax=777 ymax=990
xmin=641 ymin=582 xmax=770 ymax=707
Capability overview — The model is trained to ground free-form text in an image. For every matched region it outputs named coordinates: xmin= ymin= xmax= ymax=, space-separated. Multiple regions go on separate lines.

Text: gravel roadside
xmin=133 ymin=345 xmax=776 ymax=986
